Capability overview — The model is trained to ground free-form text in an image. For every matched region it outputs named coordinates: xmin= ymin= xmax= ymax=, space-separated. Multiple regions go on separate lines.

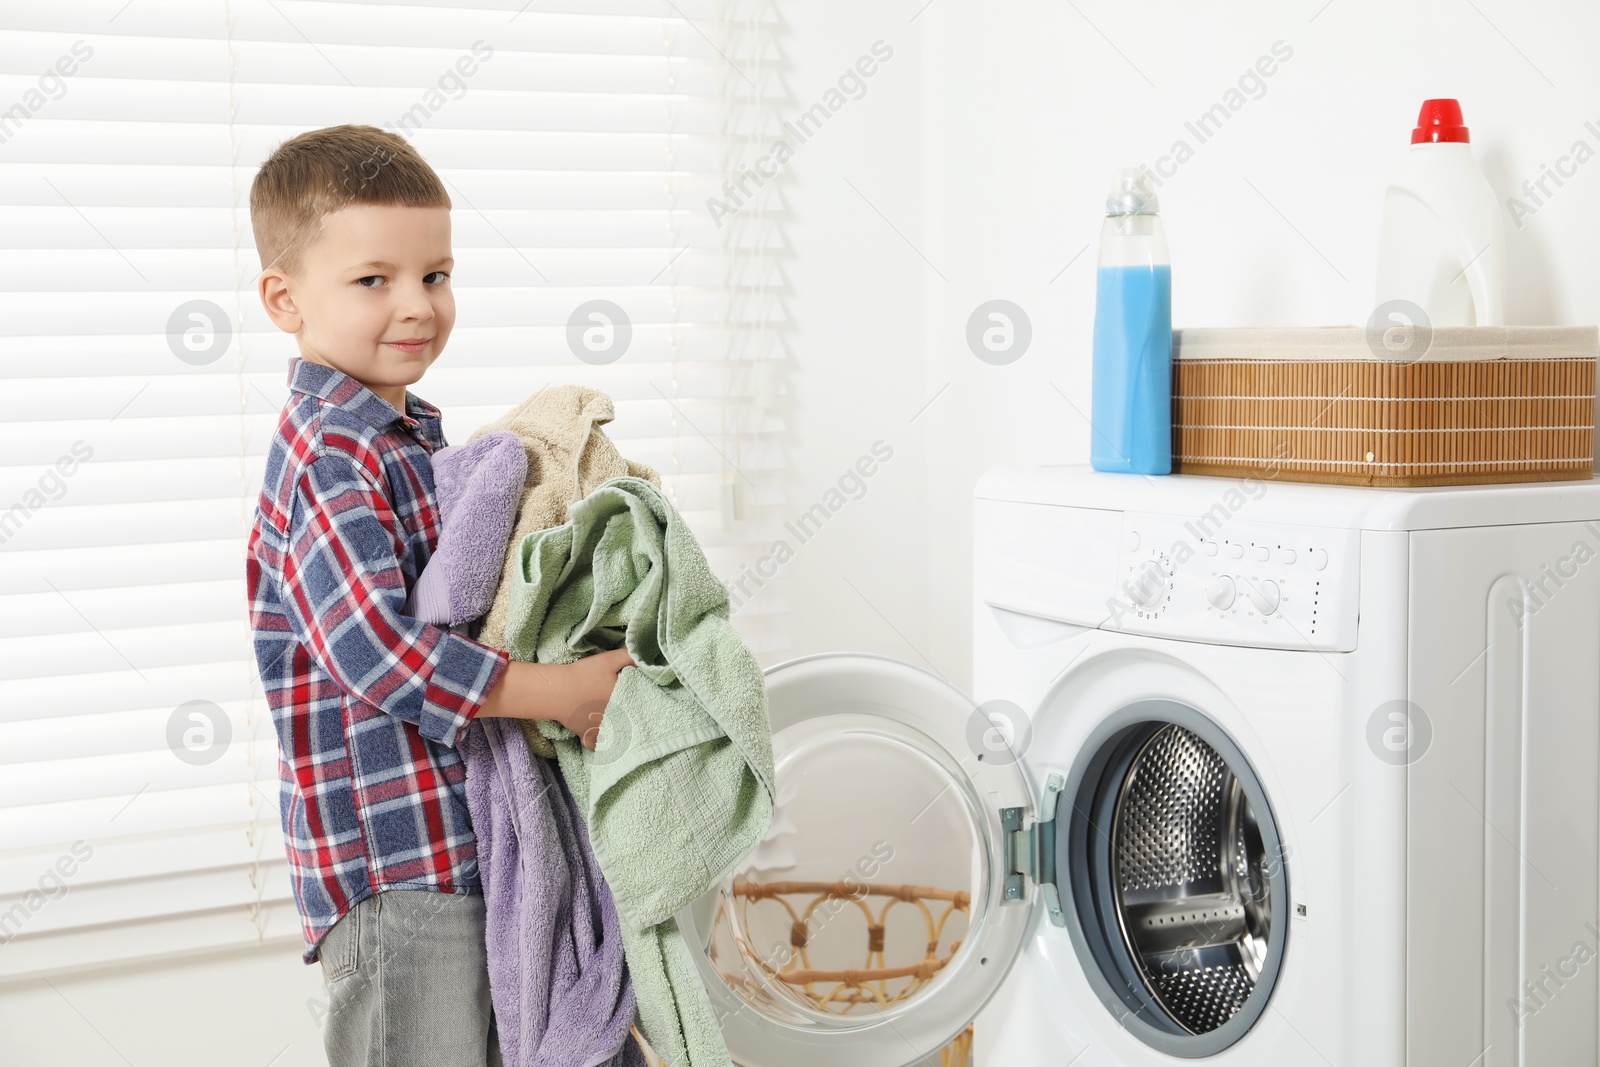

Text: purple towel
xmin=406 ymin=430 xmax=527 ymax=626
xmin=464 ymin=717 xmax=647 ymax=1067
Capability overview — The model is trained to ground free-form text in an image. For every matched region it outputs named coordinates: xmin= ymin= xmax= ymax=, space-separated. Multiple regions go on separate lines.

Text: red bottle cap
xmin=1411 ymin=98 xmax=1470 ymax=144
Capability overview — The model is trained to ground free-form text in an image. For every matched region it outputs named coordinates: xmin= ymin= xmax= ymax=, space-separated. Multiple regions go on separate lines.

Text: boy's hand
xmin=553 ymin=648 xmax=633 ymax=749
xmin=477 ymin=648 xmax=634 ymax=751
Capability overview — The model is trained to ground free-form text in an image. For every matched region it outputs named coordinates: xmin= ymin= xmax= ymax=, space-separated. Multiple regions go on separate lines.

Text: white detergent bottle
xmin=1374 ymin=98 xmax=1504 ymax=327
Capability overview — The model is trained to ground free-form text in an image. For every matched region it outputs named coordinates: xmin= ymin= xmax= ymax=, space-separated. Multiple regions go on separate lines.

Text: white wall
xmin=754 ymin=2 xmax=932 ymax=671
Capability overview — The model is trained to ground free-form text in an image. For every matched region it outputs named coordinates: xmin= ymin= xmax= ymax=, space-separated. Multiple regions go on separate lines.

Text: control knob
xmin=1205 ymin=575 xmax=1236 ymax=610
xmin=1128 ymin=560 xmax=1168 ymax=610
xmin=1247 ymin=578 xmax=1281 ymax=616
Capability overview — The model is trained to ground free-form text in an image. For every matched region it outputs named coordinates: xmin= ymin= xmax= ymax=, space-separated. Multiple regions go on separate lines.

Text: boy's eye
xmin=355 ymin=273 xmax=448 ymax=287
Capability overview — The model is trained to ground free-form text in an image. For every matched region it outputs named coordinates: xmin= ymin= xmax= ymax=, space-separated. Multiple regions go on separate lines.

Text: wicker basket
xmin=633 ymin=879 xmax=974 ymax=1067
xmin=1171 ymin=325 xmax=1599 ymax=487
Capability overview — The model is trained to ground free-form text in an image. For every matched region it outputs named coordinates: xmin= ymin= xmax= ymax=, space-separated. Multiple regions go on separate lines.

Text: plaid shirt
xmin=246 ymin=355 xmax=511 ymax=964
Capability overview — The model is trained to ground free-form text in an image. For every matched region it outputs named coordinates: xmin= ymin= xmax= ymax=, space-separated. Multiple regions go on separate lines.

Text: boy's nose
xmin=394 ymin=288 xmax=435 ymax=321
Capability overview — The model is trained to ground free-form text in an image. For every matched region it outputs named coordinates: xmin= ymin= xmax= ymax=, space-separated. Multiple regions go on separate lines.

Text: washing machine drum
xmin=1063 ymin=703 xmax=1290 ymax=1057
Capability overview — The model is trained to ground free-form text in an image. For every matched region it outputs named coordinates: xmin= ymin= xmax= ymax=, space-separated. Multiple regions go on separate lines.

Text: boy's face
xmin=258 ymin=203 xmax=455 ymax=410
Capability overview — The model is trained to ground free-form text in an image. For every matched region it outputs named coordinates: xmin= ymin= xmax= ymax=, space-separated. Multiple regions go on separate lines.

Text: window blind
xmin=0 ymin=0 xmax=782 ymax=980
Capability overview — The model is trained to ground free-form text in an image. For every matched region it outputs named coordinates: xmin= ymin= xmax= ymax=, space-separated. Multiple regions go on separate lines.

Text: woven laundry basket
xmin=1170 ymin=325 xmax=1599 ymax=487
xmin=633 ymin=878 xmax=974 ymax=1067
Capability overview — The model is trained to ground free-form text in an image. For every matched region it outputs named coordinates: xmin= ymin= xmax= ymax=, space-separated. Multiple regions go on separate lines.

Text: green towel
xmin=503 ymin=476 xmax=776 ymax=1067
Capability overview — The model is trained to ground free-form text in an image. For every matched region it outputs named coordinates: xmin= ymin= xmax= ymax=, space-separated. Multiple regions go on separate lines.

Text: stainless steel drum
xmin=1062 ymin=702 xmax=1289 ymax=1058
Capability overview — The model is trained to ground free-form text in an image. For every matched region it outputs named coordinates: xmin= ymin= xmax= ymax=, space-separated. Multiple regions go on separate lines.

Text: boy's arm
xmin=477 ymin=647 xmax=634 ymax=749
xmin=279 ymin=451 xmax=511 ymax=748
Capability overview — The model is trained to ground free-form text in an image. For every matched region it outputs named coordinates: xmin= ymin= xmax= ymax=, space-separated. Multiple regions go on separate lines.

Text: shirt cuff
xmin=418 ymin=632 xmax=511 ymax=748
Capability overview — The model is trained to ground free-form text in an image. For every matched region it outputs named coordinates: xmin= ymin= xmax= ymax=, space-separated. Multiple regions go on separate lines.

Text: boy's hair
xmin=249 ymin=124 xmax=450 ymax=276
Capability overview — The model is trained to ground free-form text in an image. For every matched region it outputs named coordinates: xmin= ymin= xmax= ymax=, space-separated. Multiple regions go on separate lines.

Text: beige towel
xmin=466 ymin=384 xmax=659 ymax=758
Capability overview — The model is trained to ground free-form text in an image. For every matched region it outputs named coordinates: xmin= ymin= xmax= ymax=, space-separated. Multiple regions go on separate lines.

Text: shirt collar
xmin=286 ymin=355 xmax=442 ymax=436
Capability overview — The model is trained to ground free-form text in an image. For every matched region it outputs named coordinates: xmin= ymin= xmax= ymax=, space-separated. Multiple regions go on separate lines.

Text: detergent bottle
xmin=1374 ymin=98 xmax=1505 ymax=327
xmin=1090 ymin=167 xmax=1172 ymax=475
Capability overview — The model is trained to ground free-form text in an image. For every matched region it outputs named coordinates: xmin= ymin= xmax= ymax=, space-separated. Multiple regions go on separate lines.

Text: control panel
xmin=1108 ymin=510 xmax=1360 ymax=652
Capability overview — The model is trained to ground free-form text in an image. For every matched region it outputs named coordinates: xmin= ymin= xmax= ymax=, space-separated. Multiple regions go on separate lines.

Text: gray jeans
xmin=318 ymin=889 xmax=504 ymax=1067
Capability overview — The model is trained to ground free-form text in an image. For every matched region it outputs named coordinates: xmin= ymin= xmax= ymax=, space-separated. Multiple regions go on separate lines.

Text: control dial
xmin=1246 ymin=578 xmax=1281 ymax=616
xmin=1205 ymin=575 xmax=1237 ymax=610
xmin=1129 ymin=560 xmax=1169 ymax=611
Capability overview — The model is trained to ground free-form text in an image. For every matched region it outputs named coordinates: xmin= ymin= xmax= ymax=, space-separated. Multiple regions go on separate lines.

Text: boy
xmin=244 ymin=124 xmax=630 ymax=1067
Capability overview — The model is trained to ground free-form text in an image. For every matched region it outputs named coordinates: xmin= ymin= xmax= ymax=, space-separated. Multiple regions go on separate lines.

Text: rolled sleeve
xmin=279 ymin=452 xmax=511 ymax=747
xmin=421 ymin=628 xmax=510 ymax=745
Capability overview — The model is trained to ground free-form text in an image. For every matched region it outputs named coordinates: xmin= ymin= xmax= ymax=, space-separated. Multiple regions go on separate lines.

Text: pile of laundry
xmin=402 ymin=386 xmax=776 ymax=1067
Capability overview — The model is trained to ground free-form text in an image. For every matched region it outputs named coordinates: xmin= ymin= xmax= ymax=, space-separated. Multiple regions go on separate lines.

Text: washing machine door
xmin=672 ymin=653 xmax=1043 ymax=1067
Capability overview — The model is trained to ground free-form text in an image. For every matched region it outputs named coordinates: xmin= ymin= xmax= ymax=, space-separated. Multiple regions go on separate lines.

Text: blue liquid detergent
xmin=1091 ymin=264 xmax=1172 ymax=474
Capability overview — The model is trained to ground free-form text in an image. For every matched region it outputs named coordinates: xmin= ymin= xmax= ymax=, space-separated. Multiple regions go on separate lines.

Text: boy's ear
xmin=258 ymin=270 xmax=303 ymax=335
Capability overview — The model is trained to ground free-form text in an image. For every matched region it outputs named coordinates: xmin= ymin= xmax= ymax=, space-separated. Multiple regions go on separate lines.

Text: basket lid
xmin=1172 ymin=324 xmax=1600 ymax=362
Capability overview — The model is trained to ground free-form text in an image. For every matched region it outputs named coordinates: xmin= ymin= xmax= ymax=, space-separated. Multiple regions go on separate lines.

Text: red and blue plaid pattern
xmin=246 ymin=356 xmax=511 ymax=964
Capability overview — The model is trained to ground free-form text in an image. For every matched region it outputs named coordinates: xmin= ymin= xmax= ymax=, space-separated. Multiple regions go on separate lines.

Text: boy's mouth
xmin=383 ymin=338 xmax=431 ymax=354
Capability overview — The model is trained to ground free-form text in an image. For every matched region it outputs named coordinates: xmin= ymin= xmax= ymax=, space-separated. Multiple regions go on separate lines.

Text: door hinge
xmin=1000 ymin=772 xmax=1066 ymax=927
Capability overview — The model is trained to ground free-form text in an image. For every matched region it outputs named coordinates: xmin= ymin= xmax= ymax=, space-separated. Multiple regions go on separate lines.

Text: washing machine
xmin=671 ymin=465 xmax=1600 ymax=1067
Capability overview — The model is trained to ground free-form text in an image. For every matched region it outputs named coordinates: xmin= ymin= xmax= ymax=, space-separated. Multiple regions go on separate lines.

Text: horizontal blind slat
xmin=0 ymin=122 xmax=731 ymax=169
xmin=0 ymin=77 xmax=732 ymax=133
xmin=0 ymin=163 xmax=738 ymax=209
xmin=0 ymin=781 xmax=280 ymax=850
xmin=0 ymin=900 xmax=304 ymax=981
xmin=1 ymin=826 xmax=285 ymax=896
xmin=3 ymin=5 xmax=740 ymax=57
